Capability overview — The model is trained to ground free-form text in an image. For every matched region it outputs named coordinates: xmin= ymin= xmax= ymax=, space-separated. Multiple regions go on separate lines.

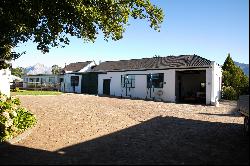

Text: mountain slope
xmin=234 ymin=61 xmax=249 ymax=76
xmin=24 ymin=63 xmax=52 ymax=75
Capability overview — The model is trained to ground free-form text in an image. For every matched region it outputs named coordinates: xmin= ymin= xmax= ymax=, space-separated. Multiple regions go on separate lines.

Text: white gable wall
xmin=78 ymin=61 xmax=96 ymax=72
xmin=0 ymin=69 xmax=11 ymax=97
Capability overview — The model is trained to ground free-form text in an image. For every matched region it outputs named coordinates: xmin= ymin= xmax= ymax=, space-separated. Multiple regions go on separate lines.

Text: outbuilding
xmin=93 ymin=55 xmax=222 ymax=105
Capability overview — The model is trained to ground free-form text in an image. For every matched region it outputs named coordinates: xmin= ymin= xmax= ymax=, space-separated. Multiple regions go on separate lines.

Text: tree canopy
xmin=51 ymin=64 xmax=62 ymax=75
xmin=222 ymin=53 xmax=249 ymax=100
xmin=10 ymin=67 xmax=25 ymax=78
xmin=0 ymin=0 xmax=164 ymax=69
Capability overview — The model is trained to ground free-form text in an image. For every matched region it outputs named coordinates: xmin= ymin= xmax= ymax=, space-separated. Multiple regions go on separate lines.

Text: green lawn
xmin=11 ymin=90 xmax=63 ymax=96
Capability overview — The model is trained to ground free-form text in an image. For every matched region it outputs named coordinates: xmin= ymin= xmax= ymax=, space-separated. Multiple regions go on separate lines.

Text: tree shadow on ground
xmin=198 ymin=112 xmax=242 ymax=117
xmin=0 ymin=116 xmax=249 ymax=165
xmin=98 ymin=94 xmax=209 ymax=106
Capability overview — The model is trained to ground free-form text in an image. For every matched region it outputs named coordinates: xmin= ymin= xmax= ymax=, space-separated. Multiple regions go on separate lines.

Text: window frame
xmin=121 ymin=75 xmax=135 ymax=88
xmin=147 ymin=73 xmax=164 ymax=88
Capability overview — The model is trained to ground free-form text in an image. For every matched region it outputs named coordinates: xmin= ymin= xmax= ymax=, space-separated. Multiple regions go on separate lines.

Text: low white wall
xmin=0 ymin=69 xmax=11 ymax=97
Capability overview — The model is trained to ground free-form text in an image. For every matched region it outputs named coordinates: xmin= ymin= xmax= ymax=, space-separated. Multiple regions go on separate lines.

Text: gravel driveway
xmin=1 ymin=94 xmax=249 ymax=165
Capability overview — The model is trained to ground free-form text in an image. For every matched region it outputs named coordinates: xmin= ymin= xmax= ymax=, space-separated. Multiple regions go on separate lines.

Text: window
xmin=49 ymin=77 xmax=55 ymax=83
xmin=147 ymin=73 xmax=164 ymax=88
xmin=121 ymin=75 xmax=135 ymax=88
xmin=71 ymin=76 xmax=79 ymax=86
xmin=36 ymin=78 xmax=39 ymax=82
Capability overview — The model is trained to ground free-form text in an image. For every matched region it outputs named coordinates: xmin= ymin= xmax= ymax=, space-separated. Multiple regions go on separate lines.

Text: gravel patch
xmin=1 ymin=94 xmax=248 ymax=164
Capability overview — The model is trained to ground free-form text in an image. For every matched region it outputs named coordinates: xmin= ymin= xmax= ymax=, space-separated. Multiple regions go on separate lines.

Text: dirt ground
xmin=1 ymin=94 xmax=249 ymax=165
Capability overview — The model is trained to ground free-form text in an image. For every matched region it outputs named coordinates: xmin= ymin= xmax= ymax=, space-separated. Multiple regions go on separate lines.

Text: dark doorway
xmin=71 ymin=76 xmax=79 ymax=93
xmin=81 ymin=73 xmax=98 ymax=94
xmin=175 ymin=70 xmax=206 ymax=104
xmin=103 ymin=79 xmax=111 ymax=95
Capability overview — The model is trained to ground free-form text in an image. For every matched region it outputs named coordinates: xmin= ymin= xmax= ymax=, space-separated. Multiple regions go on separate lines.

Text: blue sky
xmin=12 ymin=0 xmax=249 ymax=68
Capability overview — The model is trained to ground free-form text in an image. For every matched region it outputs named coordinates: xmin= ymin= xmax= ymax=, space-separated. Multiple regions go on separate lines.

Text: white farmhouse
xmin=93 ymin=55 xmax=222 ymax=105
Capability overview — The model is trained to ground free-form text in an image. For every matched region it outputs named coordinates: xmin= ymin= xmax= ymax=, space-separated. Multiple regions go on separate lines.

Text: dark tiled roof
xmin=92 ymin=55 xmax=211 ymax=72
xmin=63 ymin=61 xmax=92 ymax=72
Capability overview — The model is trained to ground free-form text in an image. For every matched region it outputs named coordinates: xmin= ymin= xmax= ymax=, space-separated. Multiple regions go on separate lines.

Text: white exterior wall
xmin=206 ymin=62 xmax=222 ymax=105
xmin=62 ymin=74 xmax=82 ymax=93
xmin=0 ymin=69 xmax=11 ymax=97
xmin=98 ymin=66 xmax=222 ymax=105
xmin=211 ymin=62 xmax=222 ymax=105
xmin=163 ymin=70 xmax=176 ymax=102
xmin=206 ymin=68 xmax=212 ymax=105
xmin=98 ymin=72 xmax=122 ymax=96
xmin=98 ymin=70 xmax=176 ymax=102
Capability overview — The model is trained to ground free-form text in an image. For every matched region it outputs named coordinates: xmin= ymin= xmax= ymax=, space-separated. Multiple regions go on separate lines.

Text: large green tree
xmin=51 ymin=64 xmax=62 ymax=75
xmin=0 ymin=0 xmax=164 ymax=69
xmin=222 ymin=53 xmax=249 ymax=100
xmin=10 ymin=67 xmax=25 ymax=78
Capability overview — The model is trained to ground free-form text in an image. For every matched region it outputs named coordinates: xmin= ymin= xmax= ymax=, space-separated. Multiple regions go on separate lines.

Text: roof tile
xmin=93 ymin=55 xmax=211 ymax=72
xmin=63 ymin=61 xmax=92 ymax=72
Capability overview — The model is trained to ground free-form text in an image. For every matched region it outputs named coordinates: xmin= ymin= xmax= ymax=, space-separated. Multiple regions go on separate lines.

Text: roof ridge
xmin=101 ymin=55 xmax=200 ymax=63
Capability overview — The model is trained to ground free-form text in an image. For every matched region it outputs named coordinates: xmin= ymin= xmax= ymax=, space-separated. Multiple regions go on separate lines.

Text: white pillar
xmin=206 ymin=68 xmax=212 ymax=105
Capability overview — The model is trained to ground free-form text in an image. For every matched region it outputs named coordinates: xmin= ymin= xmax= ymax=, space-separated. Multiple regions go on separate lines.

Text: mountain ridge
xmin=24 ymin=63 xmax=52 ymax=75
xmin=234 ymin=61 xmax=249 ymax=76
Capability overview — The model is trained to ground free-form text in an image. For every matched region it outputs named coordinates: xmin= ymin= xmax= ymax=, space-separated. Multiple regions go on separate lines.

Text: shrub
xmin=0 ymin=93 xmax=36 ymax=142
xmin=222 ymin=86 xmax=238 ymax=100
xmin=13 ymin=87 xmax=20 ymax=92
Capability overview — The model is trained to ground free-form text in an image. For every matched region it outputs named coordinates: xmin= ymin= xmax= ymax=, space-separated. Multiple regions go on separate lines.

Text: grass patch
xmin=11 ymin=90 xmax=62 ymax=96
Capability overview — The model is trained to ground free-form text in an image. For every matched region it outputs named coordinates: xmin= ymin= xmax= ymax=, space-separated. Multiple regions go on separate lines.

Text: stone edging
xmin=0 ymin=124 xmax=37 ymax=147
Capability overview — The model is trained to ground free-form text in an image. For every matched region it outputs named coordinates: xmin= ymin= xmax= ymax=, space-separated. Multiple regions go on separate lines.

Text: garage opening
xmin=175 ymin=70 xmax=206 ymax=104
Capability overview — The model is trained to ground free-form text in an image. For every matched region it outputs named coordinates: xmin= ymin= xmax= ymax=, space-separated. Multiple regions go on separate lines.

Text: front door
xmin=103 ymin=79 xmax=111 ymax=95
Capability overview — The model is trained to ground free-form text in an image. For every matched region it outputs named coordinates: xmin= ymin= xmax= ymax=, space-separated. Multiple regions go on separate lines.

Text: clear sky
xmin=12 ymin=0 xmax=249 ymax=68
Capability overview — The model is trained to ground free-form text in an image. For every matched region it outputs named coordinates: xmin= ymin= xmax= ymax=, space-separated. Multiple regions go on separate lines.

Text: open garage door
xmin=175 ymin=70 xmax=206 ymax=104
